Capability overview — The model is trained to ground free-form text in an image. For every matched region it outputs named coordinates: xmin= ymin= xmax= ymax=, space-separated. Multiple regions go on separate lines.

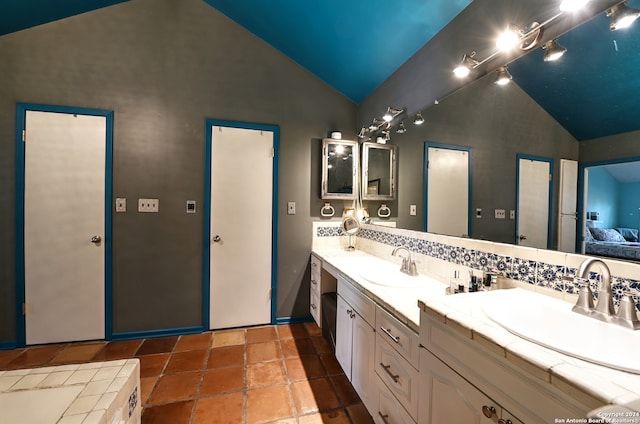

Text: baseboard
xmin=111 ymin=326 xmax=204 ymax=341
xmin=0 ymin=340 xmax=18 ymax=350
xmin=275 ymin=316 xmax=314 ymax=325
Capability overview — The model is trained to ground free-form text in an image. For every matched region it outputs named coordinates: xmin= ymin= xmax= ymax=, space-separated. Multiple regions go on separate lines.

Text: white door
xmin=517 ymin=157 xmax=551 ymax=248
xmin=426 ymin=147 xmax=469 ymax=237
xmin=24 ymin=111 xmax=106 ymax=345
xmin=209 ymin=125 xmax=273 ymax=329
xmin=558 ymin=159 xmax=578 ymax=252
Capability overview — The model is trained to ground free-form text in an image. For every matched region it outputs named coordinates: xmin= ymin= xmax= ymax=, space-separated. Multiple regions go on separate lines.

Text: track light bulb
xmin=413 ymin=112 xmax=425 ymax=125
xmin=542 ymin=39 xmax=567 ymax=62
xmin=559 ymin=0 xmax=591 ymax=12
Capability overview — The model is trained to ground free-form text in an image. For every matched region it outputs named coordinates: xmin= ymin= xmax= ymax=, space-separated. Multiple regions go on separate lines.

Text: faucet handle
xmin=615 ymin=292 xmax=640 ymax=329
xmin=572 ymin=277 xmax=594 ymax=314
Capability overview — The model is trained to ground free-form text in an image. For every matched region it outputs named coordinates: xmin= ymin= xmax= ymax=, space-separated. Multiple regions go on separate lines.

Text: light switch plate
xmin=410 ymin=205 xmax=417 ymax=216
xmin=476 ymin=208 xmax=482 ymax=218
xmin=287 ymin=202 xmax=296 ymax=215
xmin=138 ymin=198 xmax=159 ymax=213
xmin=495 ymin=209 xmax=506 ymax=219
xmin=510 ymin=210 xmax=516 ymax=220
xmin=115 ymin=198 xmax=126 ymax=213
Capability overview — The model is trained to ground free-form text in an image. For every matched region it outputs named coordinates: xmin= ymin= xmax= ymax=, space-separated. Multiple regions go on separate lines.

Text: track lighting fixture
xmin=496 ymin=25 xmax=522 ymax=52
xmin=383 ymin=107 xmax=405 ymax=122
xmin=413 ymin=112 xmax=425 ymax=125
xmin=376 ymin=131 xmax=389 ymax=144
xmin=368 ymin=118 xmax=386 ymax=131
xmin=542 ymin=39 xmax=567 ymax=61
xmin=607 ymin=2 xmax=640 ymax=30
xmin=453 ymin=52 xmax=479 ymax=78
xmin=396 ymin=121 xmax=407 ymax=134
xmin=357 ymin=127 xmax=367 ymax=138
xmin=495 ymin=66 xmax=512 ymax=85
xmin=559 ymin=0 xmax=591 ymax=12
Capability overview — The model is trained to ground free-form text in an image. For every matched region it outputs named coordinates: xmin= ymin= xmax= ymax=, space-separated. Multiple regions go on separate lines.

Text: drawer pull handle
xmin=380 ymin=362 xmax=400 ymax=383
xmin=482 ymin=405 xmax=497 ymax=418
xmin=346 ymin=309 xmax=355 ymax=319
xmin=310 ymin=303 xmax=317 ymax=310
xmin=380 ymin=326 xmax=400 ymax=343
xmin=378 ymin=411 xmax=390 ymax=424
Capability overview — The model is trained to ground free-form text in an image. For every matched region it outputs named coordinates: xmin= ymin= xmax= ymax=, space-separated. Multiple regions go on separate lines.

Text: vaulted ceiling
xmin=1 ymin=0 xmax=639 ymax=142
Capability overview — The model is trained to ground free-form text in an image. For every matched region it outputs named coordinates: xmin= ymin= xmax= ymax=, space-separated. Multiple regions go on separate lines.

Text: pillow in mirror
xmin=589 ymin=228 xmax=626 ymax=242
xmin=615 ymin=227 xmax=639 ymax=242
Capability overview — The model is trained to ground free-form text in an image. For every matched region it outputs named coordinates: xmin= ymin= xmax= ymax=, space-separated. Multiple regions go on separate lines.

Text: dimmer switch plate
xmin=186 ymin=200 xmax=196 ymax=214
xmin=476 ymin=208 xmax=482 ymax=218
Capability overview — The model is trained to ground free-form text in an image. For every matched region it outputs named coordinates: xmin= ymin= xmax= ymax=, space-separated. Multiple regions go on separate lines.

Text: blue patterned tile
xmin=493 ymin=255 xmax=512 ymax=277
xmin=433 ymin=243 xmax=449 ymax=261
xmin=537 ymin=262 xmax=565 ymax=291
xmin=510 ymin=258 xmax=537 ymax=285
xmin=460 ymin=249 xmax=475 ymax=267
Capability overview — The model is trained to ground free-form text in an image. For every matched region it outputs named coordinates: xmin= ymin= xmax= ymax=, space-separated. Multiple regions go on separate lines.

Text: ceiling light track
xmin=359 ymin=106 xmax=407 ymax=143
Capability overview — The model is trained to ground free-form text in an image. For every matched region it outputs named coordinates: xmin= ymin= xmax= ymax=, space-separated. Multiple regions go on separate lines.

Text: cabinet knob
xmin=498 ymin=419 xmax=513 ymax=424
xmin=310 ymin=303 xmax=317 ymax=310
xmin=482 ymin=405 xmax=497 ymax=418
xmin=311 ymin=278 xmax=317 ymax=285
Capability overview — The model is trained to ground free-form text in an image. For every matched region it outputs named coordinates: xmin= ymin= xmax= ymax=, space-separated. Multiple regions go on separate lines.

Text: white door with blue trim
xmin=24 ymin=111 xmax=106 ymax=344
xmin=209 ymin=125 xmax=273 ymax=329
xmin=426 ymin=147 xmax=469 ymax=237
xmin=517 ymin=157 xmax=551 ymax=248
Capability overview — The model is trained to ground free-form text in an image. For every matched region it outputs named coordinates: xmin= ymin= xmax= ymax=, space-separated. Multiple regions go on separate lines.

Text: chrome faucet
xmin=391 ymin=246 xmax=418 ymax=276
xmin=573 ymin=257 xmax=640 ymax=329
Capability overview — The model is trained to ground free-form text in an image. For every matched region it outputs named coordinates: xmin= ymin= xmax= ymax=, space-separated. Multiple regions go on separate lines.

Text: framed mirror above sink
xmin=361 ymin=142 xmax=397 ymax=201
xmin=321 ymin=138 xmax=359 ymax=200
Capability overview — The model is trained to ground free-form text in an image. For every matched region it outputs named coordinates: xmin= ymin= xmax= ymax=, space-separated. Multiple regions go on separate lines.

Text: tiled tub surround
xmin=314 ymin=222 xmax=640 ymax=310
xmin=312 ymin=223 xmax=640 ymax=419
xmin=0 ymin=359 xmax=140 ymax=424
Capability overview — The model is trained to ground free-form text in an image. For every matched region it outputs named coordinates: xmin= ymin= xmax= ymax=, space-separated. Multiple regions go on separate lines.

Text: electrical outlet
xmin=138 ymin=198 xmax=159 ymax=213
xmin=115 ymin=198 xmax=126 ymax=212
xmin=495 ymin=209 xmax=506 ymax=219
xmin=410 ymin=205 xmax=417 ymax=216
xmin=476 ymin=208 xmax=482 ymax=218
xmin=510 ymin=210 xmax=516 ymax=220
xmin=287 ymin=202 xmax=296 ymax=215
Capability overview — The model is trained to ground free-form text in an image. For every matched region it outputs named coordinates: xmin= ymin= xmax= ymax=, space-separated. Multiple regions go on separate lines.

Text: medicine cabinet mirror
xmin=321 ymin=138 xmax=359 ymax=200
xmin=362 ymin=142 xmax=397 ymax=201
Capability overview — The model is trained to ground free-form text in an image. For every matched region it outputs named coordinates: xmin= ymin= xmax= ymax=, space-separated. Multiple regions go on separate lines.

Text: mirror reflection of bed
xmin=583 ymin=160 xmax=640 ymax=262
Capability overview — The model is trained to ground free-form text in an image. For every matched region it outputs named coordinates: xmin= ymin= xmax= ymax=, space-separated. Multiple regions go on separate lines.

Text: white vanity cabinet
xmin=419 ymin=306 xmax=593 ymax=423
xmin=336 ymin=276 xmax=377 ymax=413
xmin=419 ymin=348 xmax=522 ymax=424
xmin=309 ymin=254 xmax=336 ymax=327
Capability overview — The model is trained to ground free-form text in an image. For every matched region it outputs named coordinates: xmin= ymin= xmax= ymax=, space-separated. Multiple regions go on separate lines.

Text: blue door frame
xmin=423 ymin=142 xmax=473 ymax=236
xmin=515 ymin=154 xmax=554 ymax=249
xmin=203 ymin=119 xmax=280 ymax=329
xmin=15 ymin=103 xmax=114 ymax=347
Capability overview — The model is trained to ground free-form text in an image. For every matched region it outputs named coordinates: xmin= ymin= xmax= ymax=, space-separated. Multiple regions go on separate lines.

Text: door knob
xmin=91 ymin=236 xmax=102 ymax=244
xmin=212 ymin=235 xmax=221 ymax=242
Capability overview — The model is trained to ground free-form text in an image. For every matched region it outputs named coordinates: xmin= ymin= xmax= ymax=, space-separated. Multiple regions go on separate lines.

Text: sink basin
xmin=359 ymin=264 xmax=425 ymax=288
xmin=483 ymin=289 xmax=640 ymax=374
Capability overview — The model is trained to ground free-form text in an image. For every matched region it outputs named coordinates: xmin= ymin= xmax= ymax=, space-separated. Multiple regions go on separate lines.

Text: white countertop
xmin=312 ymin=247 xmax=640 ymax=417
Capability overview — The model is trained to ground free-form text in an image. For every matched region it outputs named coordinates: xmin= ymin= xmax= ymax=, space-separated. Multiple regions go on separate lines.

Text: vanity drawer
xmin=375 ymin=372 xmax=416 ymax=424
xmin=310 ymin=255 xmax=322 ymax=295
xmin=375 ymin=334 xmax=419 ymax=420
xmin=376 ymin=306 xmax=419 ymax=368
xmin=310 ymin=288 xmax=320 ymax=326
xmin=338 ymin=276 xmax=375 ymax=326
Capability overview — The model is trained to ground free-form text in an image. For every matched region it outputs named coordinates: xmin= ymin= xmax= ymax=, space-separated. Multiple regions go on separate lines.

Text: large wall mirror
xmin=321 ymin=138 xmax=358 ymax=200
xmin=362 ymin=4 xmax=640 ymax=255
xmin=362 ymin=142 xmax=397 ymax=201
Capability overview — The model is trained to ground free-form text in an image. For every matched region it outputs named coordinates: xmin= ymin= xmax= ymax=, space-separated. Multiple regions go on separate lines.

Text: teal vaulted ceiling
xmin=0 ymin=0 xmax=130 ymax=36
xmin=200 ymin=0 xmax=472 ymax=103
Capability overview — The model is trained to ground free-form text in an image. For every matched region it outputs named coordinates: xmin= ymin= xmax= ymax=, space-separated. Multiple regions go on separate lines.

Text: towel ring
xmin=377 ymin=204 xmax=391 ymax=218
xmin=321 ymin=203 xmax=335 ymax=217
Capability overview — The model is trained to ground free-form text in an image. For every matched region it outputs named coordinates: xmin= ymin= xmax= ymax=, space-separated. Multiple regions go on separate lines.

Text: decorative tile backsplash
xmin=315 ymin=223 xmax=640 ymax=310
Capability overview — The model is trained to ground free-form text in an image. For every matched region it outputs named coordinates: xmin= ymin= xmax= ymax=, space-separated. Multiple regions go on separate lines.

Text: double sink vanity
xmin=311 ymin=244 xmax=640 ymax=423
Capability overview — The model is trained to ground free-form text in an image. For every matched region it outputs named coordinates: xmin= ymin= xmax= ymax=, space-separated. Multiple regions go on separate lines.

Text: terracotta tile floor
xmin=0 ymin=322 xmax=374 ymax=424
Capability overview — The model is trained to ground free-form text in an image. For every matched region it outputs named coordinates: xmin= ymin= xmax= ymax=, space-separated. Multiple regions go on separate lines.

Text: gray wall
xmin=580 ymin=130 xmax=640 ymax=163
xmin=0 ymin=0 xmax=356 ymax=341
